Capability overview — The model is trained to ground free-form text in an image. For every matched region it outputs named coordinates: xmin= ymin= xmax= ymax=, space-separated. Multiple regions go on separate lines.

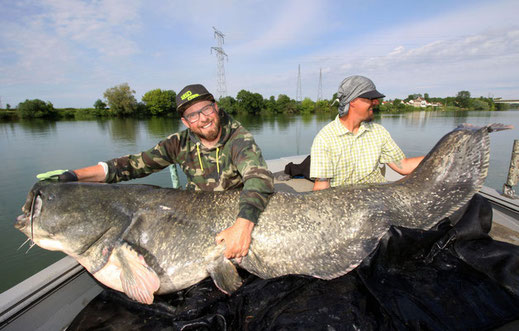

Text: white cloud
xmin=0 ymin=0 xmax=143 ymax=101
xmin=228 ymin=0 xmax=331 ymax=55
xmin=1 ymin=0 xmax=518 ymax=107
xmin=276 ymin=0 xmax=519 ymax=99
xmin=43 ymin=0 xmax=142 ymax=57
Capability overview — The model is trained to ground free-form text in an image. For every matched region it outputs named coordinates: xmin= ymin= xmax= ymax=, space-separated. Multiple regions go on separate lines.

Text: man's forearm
xmin=389 ymin=156 xmax=425 ymax=175
xmin=73 ymin=164 xmax=106 ymax=182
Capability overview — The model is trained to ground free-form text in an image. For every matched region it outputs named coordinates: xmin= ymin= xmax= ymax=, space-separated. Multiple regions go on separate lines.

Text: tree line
xmin=381 ymin=91 xmax=510 ymax=113
xmin=0 ymin=83 xmax=512 ymax=120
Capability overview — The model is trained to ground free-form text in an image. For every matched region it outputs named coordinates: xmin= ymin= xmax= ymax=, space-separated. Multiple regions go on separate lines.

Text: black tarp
xmin=283 ymin=155 xmax=312 ymax=181
xmin=69 ymin=194 xmax=519 ymax=330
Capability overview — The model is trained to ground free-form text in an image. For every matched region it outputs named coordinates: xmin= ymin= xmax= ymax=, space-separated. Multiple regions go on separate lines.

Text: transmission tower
xmin=317 ymin=68 xmax=323 ymax=101
xmin=211 ymin=27 xmax=228 ymax=99
xmin=296 ymin=64 xmax=302 ymax=102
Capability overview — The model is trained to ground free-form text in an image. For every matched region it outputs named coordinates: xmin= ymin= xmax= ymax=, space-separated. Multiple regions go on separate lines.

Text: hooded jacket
xmin=104 ymin=110 xmax=274 ymax=223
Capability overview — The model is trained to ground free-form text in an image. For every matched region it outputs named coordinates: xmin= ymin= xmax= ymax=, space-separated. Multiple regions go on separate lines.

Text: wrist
xmin=235 ymin=217 xmax=255 ymax=231
xmin=60 ymin=170 xmax=78 ymax=182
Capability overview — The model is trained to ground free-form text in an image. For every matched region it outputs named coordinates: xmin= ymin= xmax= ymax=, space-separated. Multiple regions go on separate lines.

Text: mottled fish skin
xmin=14 ymin=124 xmax=510 ymax=301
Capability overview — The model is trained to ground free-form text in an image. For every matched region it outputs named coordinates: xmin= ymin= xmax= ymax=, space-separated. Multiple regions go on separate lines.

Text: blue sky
xmin=1 ymin=0 xmax=518 ymax=108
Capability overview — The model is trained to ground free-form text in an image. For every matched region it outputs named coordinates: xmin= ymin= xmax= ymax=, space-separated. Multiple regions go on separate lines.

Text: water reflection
xmin=95 ymin=118 xmax=110 ymax=133
xmin=18 ymin=118 xmax=58 ymax=136
xmin=108 ymin=118 xmax=141 ymax=143
xmin=146 ymin=117 xmax=182 ymax=139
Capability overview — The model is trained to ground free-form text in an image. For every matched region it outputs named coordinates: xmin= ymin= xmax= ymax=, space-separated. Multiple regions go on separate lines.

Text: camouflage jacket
xmin=104 ymin=110 xmax=274 ymax=224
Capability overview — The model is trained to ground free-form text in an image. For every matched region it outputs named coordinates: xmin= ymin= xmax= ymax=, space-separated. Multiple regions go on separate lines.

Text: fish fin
xmin=455 ymin=123 xmax=513 ymax=132
xmin=116 ymin=243 xmax=160 ymax=305
xmin=207 ymin=254 xmax=242 ymax=295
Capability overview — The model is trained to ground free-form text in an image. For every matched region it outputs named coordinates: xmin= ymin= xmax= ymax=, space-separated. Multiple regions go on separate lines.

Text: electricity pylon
xmin=211 ymin=27 xmax=228 ymax=99
xmin=296 ymin=64 xmax=302 ymax=102
xmin=317 ymin=68 xmax=323 ymax=102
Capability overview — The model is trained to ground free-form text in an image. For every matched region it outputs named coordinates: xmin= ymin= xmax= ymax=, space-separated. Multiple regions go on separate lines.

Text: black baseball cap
xmin=176 ymin=84 xmax=215 ymax=115
xmin=357 ymin=89 xmax=385 ymax=100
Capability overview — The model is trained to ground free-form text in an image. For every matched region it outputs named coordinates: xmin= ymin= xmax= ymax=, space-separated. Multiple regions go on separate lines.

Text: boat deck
xmin=1 ymin=155 xmax=518 ymax=330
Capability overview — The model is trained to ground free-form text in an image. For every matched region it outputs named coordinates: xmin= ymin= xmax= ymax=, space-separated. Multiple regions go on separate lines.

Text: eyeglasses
xmin=183 ymin=103 xmax=216 ymax=123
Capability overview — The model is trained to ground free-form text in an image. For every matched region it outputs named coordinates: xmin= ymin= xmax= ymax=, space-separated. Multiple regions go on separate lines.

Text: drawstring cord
xmin=216 ymin=147 xmax=220 ymax=174
xmin=196 ymin=143 xmax=220 ymax=174
xmin=196 ymin=143 xmax=204 ymax=172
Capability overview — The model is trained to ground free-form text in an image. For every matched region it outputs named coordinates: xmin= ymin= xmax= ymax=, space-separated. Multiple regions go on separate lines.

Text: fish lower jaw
xmin=36 ymin=238 xmax=66 ymax=251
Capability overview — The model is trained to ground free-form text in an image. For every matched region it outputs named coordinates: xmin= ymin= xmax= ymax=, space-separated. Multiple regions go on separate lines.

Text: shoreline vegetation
xmin=0 ymin=83 xmax=514 ymax=121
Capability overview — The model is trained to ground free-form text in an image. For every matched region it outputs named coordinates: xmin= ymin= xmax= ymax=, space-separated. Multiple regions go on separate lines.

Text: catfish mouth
xmin=15 ymin=189 xmax=42 ymax=247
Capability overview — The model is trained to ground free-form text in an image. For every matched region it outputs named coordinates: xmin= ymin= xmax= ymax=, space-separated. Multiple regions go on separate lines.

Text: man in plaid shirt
xmin=310 ymin=76 xmax=424 ymax=191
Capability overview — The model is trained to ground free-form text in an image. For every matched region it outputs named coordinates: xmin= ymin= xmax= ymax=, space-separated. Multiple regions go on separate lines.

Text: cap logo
xmin=181 ymin=90 xmax=200 ymax=101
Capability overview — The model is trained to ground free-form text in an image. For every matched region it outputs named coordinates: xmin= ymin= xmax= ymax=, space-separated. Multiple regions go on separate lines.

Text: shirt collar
xmin=333 ymin=116 xmax=372 ymax=136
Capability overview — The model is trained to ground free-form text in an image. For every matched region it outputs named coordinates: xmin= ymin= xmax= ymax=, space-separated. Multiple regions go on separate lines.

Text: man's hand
xmin=312 ymin=178 xmax=330 ymax=191
xmin=215 ymin=217 xmax=255 ymax=261
xmin=36 ymin=170 xmax=78 ymax=182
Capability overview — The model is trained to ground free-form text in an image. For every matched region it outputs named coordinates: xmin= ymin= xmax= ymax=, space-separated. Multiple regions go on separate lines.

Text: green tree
xmin=276 ymin=94 xmax=297 ymax=113
xmin=455 ymin=90 xmax=472 ymax=108
xmin=16 ymin=99 xmax=58 ymax=119
xmin=6 ymin=104 xmax=11 ymax=110
xmin=263 ymin=96 xmax=278 ymax=114
xmin=236 ymin=90 xmax=264 ymax=114
xmin=217 ymin=96 xmax=238 ymax=114
xmin=93 ymin=99 xmax=107 ymax=110
xmin=103 ymin=83 xmax=138 ymax=115
xmin=405 ymin=93 xmax=422 ymax=102
xmin=424 ymin=93 xmax=430 ymax=101
xmin=444 ymin=96 xmax=456 ymax=107
xmin=314 ymin=99 xmax=329 ymax=112
xmin=300 ymin=97 xmax=315 ymax=114
xmin=472 ymin=99 xmax=489 ymax=111
xmin=141 ymin=89 xmax=176 ymax=116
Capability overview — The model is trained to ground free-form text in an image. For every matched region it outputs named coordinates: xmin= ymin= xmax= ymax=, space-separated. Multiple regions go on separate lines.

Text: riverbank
xmin=1 ymin=93 xmax=515 ymax=121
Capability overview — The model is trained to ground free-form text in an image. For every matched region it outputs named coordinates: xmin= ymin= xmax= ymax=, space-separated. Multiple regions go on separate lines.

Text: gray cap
xmin=336 ymin=75 xmax=385 ymax=116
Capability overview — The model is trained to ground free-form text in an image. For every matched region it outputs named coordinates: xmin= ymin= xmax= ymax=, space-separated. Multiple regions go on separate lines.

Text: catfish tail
xmin=396 ymin=123 xmax=512 ymax=226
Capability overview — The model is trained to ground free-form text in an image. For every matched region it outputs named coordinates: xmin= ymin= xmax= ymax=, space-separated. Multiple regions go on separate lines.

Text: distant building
xmin=406 ymin=97 xmax=442 ymax=108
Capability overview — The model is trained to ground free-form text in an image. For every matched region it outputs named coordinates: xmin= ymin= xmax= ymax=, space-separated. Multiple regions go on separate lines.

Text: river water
xmin=1 ymin=109 xmax=518 ymax=293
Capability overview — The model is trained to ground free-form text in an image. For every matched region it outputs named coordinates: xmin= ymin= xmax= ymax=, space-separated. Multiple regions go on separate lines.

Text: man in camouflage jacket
xmin=36 ymin=84 xmax=274 ymax=261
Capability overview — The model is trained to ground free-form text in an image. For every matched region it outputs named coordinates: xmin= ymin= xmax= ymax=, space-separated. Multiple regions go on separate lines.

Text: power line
xmin=211 ymin=27 xmax=228 ymax=99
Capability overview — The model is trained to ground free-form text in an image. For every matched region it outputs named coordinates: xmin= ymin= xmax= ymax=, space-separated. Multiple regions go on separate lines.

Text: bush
xmin=94 ymin=99 xmax=107 ymax=110
xmin=17 ymin=99 xmax=58 ymax=119
xmin=103 ymin=83 xmax=138 ymax=116
xmin=0 ymin=110 xmax=17 ymax=120
xmin=472 ymin=99 xmax=490 ymax=111
xmin=141 ymin=89 xmax=176 ymax=116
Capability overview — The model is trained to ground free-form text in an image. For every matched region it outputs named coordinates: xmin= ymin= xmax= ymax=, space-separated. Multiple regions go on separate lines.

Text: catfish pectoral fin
xmin=116 ymin=243 xmax=160 ymax=305
xmin=207 ymin=255 xmax=243 ymax=295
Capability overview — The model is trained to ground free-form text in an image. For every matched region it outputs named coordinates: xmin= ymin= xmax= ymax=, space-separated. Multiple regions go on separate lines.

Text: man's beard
xmin=194 ymin=116 xmax=221 ymax=141
xmin=364 ymin=110 xmax=374 ymax=122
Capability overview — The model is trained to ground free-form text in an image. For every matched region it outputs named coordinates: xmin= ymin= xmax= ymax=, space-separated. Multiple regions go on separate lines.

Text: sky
xmin=0 ymin=0 xmax=518 ymax=108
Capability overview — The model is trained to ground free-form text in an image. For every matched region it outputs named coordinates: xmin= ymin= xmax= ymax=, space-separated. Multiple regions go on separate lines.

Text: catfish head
xmin=15 ymin=181 xmax=125 ymax=259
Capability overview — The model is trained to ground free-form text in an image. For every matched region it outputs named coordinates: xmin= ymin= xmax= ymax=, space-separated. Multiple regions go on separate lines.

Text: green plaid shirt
xmin=310 ymin=116 xmax=405 ymax=186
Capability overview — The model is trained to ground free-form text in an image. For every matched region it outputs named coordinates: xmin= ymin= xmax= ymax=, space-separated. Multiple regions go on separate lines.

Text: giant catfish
xmin=15 ymin=123 xmax=510 ymax=304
